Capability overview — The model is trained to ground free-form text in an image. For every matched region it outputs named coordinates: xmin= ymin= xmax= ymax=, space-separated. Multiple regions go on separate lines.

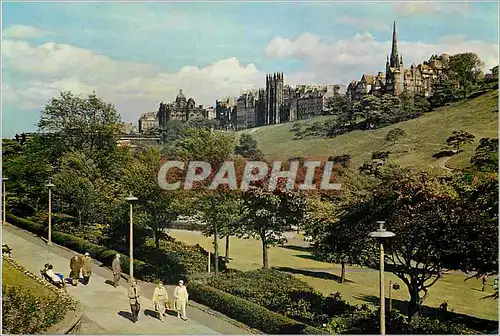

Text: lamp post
xmin=46 ymin=180 xmax=55 ymax=245
xmin=2 ymin=177 xmax=8 ymax=224
xmin=126 ymin=193 xmax=138 ymax=281
xmin=369 ymin=221 xmax=395 ymax=336
xmin=207 ymin=235 xmax=211 ymax=273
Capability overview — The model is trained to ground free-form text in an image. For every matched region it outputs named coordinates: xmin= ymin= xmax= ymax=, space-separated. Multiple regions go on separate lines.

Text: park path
xmin=2 ymin=223 xmax=253 ymax=335
xmin=435 ymin=156 xmax=454 ymax=171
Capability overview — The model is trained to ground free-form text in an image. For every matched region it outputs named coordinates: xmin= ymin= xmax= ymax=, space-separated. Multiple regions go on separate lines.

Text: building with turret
xmin=347 ymin=21 xmax=450 ymax=101
xmin=157 ymin=90 xmax=207 ymax=129
xmin=265 ymin=72 xmax=285 ymax=124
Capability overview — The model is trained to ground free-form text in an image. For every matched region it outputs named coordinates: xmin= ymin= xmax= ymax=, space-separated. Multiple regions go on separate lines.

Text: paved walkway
xmin=2 ymin=224 xmax=253 ymax=334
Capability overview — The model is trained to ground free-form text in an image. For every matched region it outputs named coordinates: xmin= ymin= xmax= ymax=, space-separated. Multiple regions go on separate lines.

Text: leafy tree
xmin=38 ymin=91 xmax=122 ymax=170
xmin=324 ymin=93 xmax=351 ymax=116
xmin=164 ymin=127 xmax=236 ymax=166
xmin=198 ymin=191 xmax=242 ymax=274
xmin=470 ymin=138 xmax=498 ymax=172
xmin=308 ymin=170 xmax=378 ymax=283
xmin=314 ymin=167 xmax=485 ymax=320
xmin=186 ymin=117 xmax=218 ymax=131
xmin=234 ymin=134 xmax=264 ymax=160
xmin=386 ymin=128 xmax=407 ymax=145
xmin=328 ymin=154 xmax=352 ymax=168
xmin=159 ymin=120 xmax=187 ymax=143
xmin=491 ymin=65 xmax=499 ymax=79
xmin=2 ymin=135 xmax=55 ymax=215
xmin=448 ymin=53 xmax=484 ymax=98
xmin=125 ymin=147 xmax=190 ymax=252
xmin=240 ymin=187 xmax=306 ymax=269
xmin=429 ymin=75 xmax=460 ymax=108
xmin=446 ymin=130 xmax=475 ymax=152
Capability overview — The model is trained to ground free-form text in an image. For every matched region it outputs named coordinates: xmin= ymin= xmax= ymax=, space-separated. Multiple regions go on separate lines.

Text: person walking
xmin=112 ymin=254 xmax=122 ymax=287
xmin=152 ymin=281 xmax=169 ymax=321
xmin=173 ymin=280 xmax=189 ymax=321
xmin=481 ymin=274 xmax=488 ymax=292
xmin=128 ymin=279 xmax=141 ymax=323
xmin=81 ymin=252 xmax=92 ymax=285
xmin=69 ymin=253 xmax=82 ymax=286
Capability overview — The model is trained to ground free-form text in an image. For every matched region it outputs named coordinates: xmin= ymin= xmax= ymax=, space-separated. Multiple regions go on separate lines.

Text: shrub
xmin=2 ymin=259 xmax=76 ymax=334
xmin=132 ymin=238 xmax=225 ymax=284
xmin=206 ymin=269 xmax=353 ymax=327
xmin=326 ymin=306 xmax=478 ymax=335
xmin=2 ymin=286 xmax=73 ymax=334
xmin=188 ymin=281 xmax=326 ymax=334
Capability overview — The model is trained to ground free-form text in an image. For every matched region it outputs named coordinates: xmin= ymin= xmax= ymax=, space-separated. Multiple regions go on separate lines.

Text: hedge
xmin=206 ymin=268 xmax=353 ymax=327
xmin=188 ymin=281 xmax=327 ymax=334
xmin=6 ymin=213 xmax=151 ymax=280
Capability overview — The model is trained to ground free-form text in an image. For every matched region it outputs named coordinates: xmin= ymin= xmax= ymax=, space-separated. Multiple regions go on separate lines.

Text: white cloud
xmin=392 ymin=3 xmax=473 ymax=16
xmin=265 ymin=32 xmax=499 ymax=84
xmin=336 ymin=15 xmax=390 ymax=31
xmin=3 ymin=25 xmax=51 ymax=39
xmin=3 ymin=39 xmax=263 ymax=123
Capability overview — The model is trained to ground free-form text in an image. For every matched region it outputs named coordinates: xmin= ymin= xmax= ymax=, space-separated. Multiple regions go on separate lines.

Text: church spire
xmin=390 ymin=21 xmax=399 ymax=68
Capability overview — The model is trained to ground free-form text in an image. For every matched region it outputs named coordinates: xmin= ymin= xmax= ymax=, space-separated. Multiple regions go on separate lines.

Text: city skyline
xmin=2 ymin=1 xmax=499 ymax=137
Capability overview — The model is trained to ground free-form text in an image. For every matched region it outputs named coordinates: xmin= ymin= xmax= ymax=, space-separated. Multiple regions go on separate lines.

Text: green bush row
xmin=327 ymin=305 xmax=478 ymax=335
xmin=206 ymin=268 xmax=353 ymax=327
xmin=188 ymin=281 xmax=327 ymax=334
xmin=7 ymin=213 xmax=151 ymax=280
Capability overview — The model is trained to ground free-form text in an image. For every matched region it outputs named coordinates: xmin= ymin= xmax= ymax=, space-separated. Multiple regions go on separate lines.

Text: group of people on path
xmin=69 ymin=252 xmax=93 ymax=285
xmin=41 ymin=252 xmax=92 ymax=288
xmin=112 ymin=254 xmax=190 ymax=324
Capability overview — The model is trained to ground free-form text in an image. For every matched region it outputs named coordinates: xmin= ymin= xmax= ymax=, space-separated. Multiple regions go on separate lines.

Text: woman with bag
xmin=152 ymin=281 xmax=169 ymax=321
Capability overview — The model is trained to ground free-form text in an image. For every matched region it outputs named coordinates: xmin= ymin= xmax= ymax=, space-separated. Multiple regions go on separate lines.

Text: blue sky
xmin=2 ymin=1 xmax=499 ymax=137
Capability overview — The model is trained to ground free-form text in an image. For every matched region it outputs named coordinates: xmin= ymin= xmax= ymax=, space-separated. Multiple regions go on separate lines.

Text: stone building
xmin=347 ymin=22 xmax=449 ymax=101
xmin=138 ymin=112 xmax=158 ymax=134
xmin=297 ymin=90 xmax=324 ymax=120
xmin=265 ymin=72 xmax=285 ymax=125
xmin=215 ymin=96 xmax=236 ymax=130
xmin=157 ymin=90 xmax=207 ymax=130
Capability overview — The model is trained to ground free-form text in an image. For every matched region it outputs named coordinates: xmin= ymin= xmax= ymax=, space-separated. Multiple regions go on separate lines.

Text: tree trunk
xmin=407 ymin=285 xmax=420 ymax=321
xmin=155 ymin=229 xmax=160 ymax=251
xmin=340 ymin=261 xmax=346 ymax=283
xmin=154 ymin=228 xmax=161 ymax=276
xmin=225 ymin=235 xmax=230 ymax=262
xmin=214 ymin=223 xmax=219 ymax=276
xmin=261 ymin=236 xmax=269 ymax=269
xmin=78 ymin=210 xmax=82 ymax=227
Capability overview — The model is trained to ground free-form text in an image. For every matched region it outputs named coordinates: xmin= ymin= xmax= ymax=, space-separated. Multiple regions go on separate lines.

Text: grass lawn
xmin=169 ymin=229 xmax=498 ymax=322
xmin=239 ymin=91 xmax=498 ymax=170
xmin=2 ymin=261 xmax=56 ymax=299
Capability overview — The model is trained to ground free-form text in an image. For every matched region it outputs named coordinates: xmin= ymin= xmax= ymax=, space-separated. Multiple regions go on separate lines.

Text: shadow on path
xmin=273 ymin=266 xmax=354 ymax=283
xmin=118 ymin=311 xmax=134 ymax=323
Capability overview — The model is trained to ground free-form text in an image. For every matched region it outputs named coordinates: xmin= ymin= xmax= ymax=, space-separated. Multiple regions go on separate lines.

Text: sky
xmin=2 ymin=1 xmax=499 ymax=137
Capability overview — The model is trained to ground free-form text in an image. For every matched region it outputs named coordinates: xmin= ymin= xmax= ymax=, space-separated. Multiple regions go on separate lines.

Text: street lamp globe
xmin=46 ymin=181 xmax=55 ymax=189
xmin=369 ymin=221 xmax=395 ymax=240
xmin=126 ymin=193 xmax=138 ymax=203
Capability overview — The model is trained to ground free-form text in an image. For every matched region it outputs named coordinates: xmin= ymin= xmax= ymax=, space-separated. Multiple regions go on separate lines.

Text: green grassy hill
xmin=240 ymin=90 xmax=498 ymax=170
